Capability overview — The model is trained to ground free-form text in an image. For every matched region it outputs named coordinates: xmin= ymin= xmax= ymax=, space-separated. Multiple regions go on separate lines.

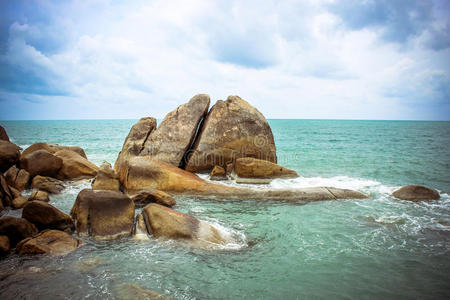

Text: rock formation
xmin=232 ymin=157 xmax=298 ymax=183
xmin=16 ymin=230 xmax=83 ymax=256
xmin=209 ymin=165 xmax=227 ymax=181
xmin=0 ymin=217 xmax=38 ymax=247
xmin=22 ymin=201 xmax=74 ymax=232
xmin=19 ymin=149 xmax=63 ymax=178
xmin=21 ymin=142 xmax=87 ymax=159
xmin=0 ymin=140 xmax=21 ymax=173
xmin=392 ymin=185 xmax=440 ymax=201
xmin=185 ymin=96 xmax=277 ymax=173
xmin=31 ymin=175 xmax=65 ymax=194
xmin=131 ymin=189 xmax=176 ymax=208
xmin=54 ymin=150 xmax=98 ymax=180
xmin=92 ymin=162 xmax=120 ymax=191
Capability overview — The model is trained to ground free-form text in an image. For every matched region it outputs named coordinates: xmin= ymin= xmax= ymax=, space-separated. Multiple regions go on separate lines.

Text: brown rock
xmin=29 ymin=190 xmax=50 ymax=202
xmin=115 ymin=283 xmax=165 ymax=300
xmin=0 ymin=216 xmax=38 ymax=247
xmin=131 ymin=189 xmax=176 ymax=208
xmin=233 ymin=157 xmax=298 ymax=182
xmin=22 ymin=201 xmax=74 ymax=232
xmin=0 ymin=235 xmax=10 ymax=255
xmin=142 ymin=203 xmax=225 ymax=244
xmin=31 ymin=175 xmax=65 ymax=194
xmin=133 ymin=213 xmax=150 ymax=240
xmin=21 ymin=143 xmax=87 ymax=159
xmin=114 ymin=117 xmax=157 ymax=173
xmin=0 ymin=126 xmax=9 ymax=141
xmin=209 ymin=165 xmax=227 ymax=181
xmin=70 ymin=189 xmax=134 ymax=240
xmin=12 ymin=196 xmax=28 ymax=209
xmin=140 ymin=94 xmax=210 ymax=167
xmin=392 ymin=185 xmax=440 ymax=201
xmin=19 ymin=149 xmax=63 ymax=178
xmin=16 ymin=229 xmax=83 ymax=256
xmin=185 ymin=95 xmax=277 ymax=173
xmin=5 ymin=166 xmax=30 ymax=191
xmin=0 ymin=140 xmax=21 ymax=173
xmin=92 ymin=162 xmax=120 ymax=191
xmin=54 ymin=150 xmax=98 ymax=180
xmin=0 ymin=174 xmax=13 ymax=207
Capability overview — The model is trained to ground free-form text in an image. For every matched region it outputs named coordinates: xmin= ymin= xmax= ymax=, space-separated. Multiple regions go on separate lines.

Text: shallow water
xmin=0 ymin=119 xmax=449 ymax=299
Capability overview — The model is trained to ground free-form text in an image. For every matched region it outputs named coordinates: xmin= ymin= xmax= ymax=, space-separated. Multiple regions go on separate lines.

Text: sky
xmin=0 ymin=0 xmax=449 ymax=121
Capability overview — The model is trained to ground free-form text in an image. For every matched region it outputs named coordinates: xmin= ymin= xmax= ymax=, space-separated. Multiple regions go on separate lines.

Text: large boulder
xmin=31 ymin=175 xmax=65 ymax=194
xmin=392 ymin=185 xmax=440 ymax=201
xmin=0 ymin=217 xmax=38 ymax=247
xmin=140 ymin=94 xmax=210 ymax=167
xmin=92 ymin=162 xmax=120 ymax=191
xmin=114 ymin=117 xmax=157 ymax=173
xmin=5 ymin=166 xmax=30 ymax=191
xmin=19 ymin=149 xmax=63 ymax=178
xmin=131 ymin=189 xmax=176 ymax=208
xmin=70 ymin=189 xmax=134 ymax=240
xmin=142 ymin=203 xmax=225 ymax=244
xmin=233 ymin=157 xmax=298 ymax=183
xmin=0 ymin=126 xmax=9 ymax=141
xmin=185 ymin=95 xmax=277 ymax=173
xmin=22 ymin=201 xmax=74 ymax=232
xmin=21 ymin=142 xmax=87 ymax=159
xmin=0 ymin=235 xmax=10 ymax=255
xmin=0 ymin=140 xmax=21 ymax=173
xmin=54 ymin=150 xmax=98 ymax=180
xmin=29 ymin=190 xmax=50 ymax=202
xmin=16 ymin=229 xmax=83 ymax=256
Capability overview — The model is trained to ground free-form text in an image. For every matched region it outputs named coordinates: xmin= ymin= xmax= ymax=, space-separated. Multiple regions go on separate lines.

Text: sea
xmin=0 ymin=119 xmax=449 ymax=299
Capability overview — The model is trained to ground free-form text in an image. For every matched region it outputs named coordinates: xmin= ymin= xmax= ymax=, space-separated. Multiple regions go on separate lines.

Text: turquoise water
xmin=0 ymin=119 xmax=449 ymax=299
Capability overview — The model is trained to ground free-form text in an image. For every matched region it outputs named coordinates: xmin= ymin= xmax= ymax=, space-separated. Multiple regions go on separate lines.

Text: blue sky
xmin=0 ymin=0 xmax=449 ymax=120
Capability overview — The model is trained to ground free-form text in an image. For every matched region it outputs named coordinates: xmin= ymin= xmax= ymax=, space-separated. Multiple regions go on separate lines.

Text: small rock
xmin=209 ymin=165 xmax=227 ymax=181
xmin=16 ymin=229 xmax=83 ymax=256
xmin=5 ymin=166 xmax=30 ymax=191
xmin=131 ymin=189 xmax=176 ymax=208
xmin=0 ymin=216 xmax=38 ymax=247
xmin=31 ymin=175 xmax=65 ymax=194
xmin=115 ymin=283 xmax=166 ymax=300
xmin=22 ymin=201 xmax=74 ymax=232
xmin=234 ymin=157 xmax=298 ymax=179
xmin=92 ymin=162 xmax=120 ymax=191
xmin=29 ymin=190 xmax=50 ymax=202
xmin=12 ymin=196 xmax=28 ymax=209
xmin=392 ymin=185 xmax=440 ymax=201
xmin=0 ymin=235 xmax=10 ymax=255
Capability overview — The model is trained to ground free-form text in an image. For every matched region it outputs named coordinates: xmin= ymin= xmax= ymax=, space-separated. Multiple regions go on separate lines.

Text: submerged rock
xmin=131 ymin=189 xmax=176 ymax=208
xmin=19 ymin=149 xmax=63 ymax=178
xmin=16 ymin=229 xmax=83 ymax=256
xmin=392 ymin=185 xmax=440 ymax=201
xmin=209 ymin=165 xmax=227 ymax=181
xmin=29 ymin=190 xmax=50 ymax=202
xmin=22 ymin=201 xmax=74 ymax=232
xmin=0 ymin=140 xmax=21 ymax=173
xmin=0 ymin=216 xmax=38 ymax=247
xmin=114 ymin=117 xmax=157 ymax=173
xmin=140 ymin=94 xmax=210 ymax=167
xmin=233 ymin=157 xmax=298 ymax=181
xmin=115 ymin=283 xmax=165 ymax=300
xmin=54 ymin=150 xmax=98 ymax=180
xmin=185 ymin=95 xmax=277 ymax=173
xmin=72 ymin=257 xmax=104 ymax=272
xmin=142 ymin=203 xmax=225 ymax=244
xmin=92 ymin=162 xmax=120 ymax=191
xmin=21 ymin=142 xmax=87 ymax=159
xmin=70 ymin=189 xmax=134 ymax=240
xmin=31 ymin=175 xmax=65 ymax=194
xmin=5 ymin=166 xmax=30 ymax=191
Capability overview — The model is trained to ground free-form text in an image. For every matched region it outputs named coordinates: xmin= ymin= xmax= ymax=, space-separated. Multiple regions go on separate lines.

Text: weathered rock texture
xmin=12 ymin=196 xmax=28 ymax=209
xmin=233 ymin=157 xmax=298 ymax=183
xmin=19 ymin=149 xmax=63 ymax=178
xmin=29 ymin=190 xmax=50 ymax=202
xmin=392 ymin=185 xmax=440 ymax=201
xmin=5 ymin=166 xmax=30 ymax=191
xmin=92 ymin=162 xmax=119 ymax=191
xmin=1 ymin=174 xmax=14 ymax=207
xmin=54 ymin=150 xmax=98 ymax=180
xmin=22 ymin=201 xmax=74 ymax=232
xmin=0 ymin=126 xmax=9 ymax=141
xmin=0 ymin=235 xmax=10 ymax=255
xmin=142 ymin=203 xmax=225 ymax=244
xmin=114 ymin=117 xmax=157 ymax=173
xmin=140 ymin=94 xmax=210 ymax=167
xmin=21 ymin=143 xmax=87 ymax=159
xmin=16 ymin=230 xmax=83 ymax=256
xmin=31 ymin=175 xmax=65 ymax=194
xmin=70 ymin=189 xmax=134 ymax=240
xmin=0 ymin=217 xmax=38 ymax=247
xmin=185 ymin=96 xmax=277 ymax=173
xmin=209 ymin=165 xmax=227 ymax=181
xmin=0 ymin=140 xmax=21 ymax=173
xmin=131 ymin=189 xmax=176 ymax=208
